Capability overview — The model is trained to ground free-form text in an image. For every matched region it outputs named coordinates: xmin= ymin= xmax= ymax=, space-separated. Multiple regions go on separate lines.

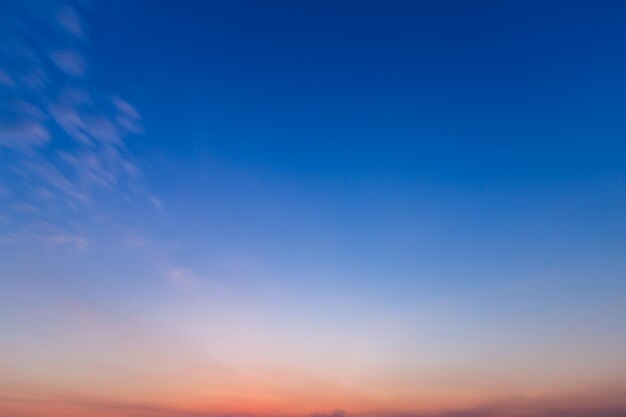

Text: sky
xmin=1 ymin=1 xmax=626 ymax=417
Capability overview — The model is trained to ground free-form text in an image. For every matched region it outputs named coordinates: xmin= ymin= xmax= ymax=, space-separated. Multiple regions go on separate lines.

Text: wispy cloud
xmin=0 ymin=221 xmax=89 ymax=252
xmin=56 ymin=5 xmax=85 ymax=39
xmin=0 ymin=70 xmax=16 ymax=87
xmin=50 ymin=49 xmax=86 ymax=76
xmin=166 ymin=267 xmax=203 ymax=288
xmin=0 ymin=0 xmax=153 ymax=251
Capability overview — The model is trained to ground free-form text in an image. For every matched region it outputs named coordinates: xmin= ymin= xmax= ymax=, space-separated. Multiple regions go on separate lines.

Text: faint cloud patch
xmin=50 ymin=49 xmax=86 ymax=76
xmin=125 ymin=235 xmax=146 ymax=248
xmin=0 ymin=69 xmax=16 ymax=87
xmin=56 ymin=6 xmax=85 ymax=38
xmin=149 ymin=194 xmax=163 ymax=210
xmin=0 ymin=119 xmax=50 ymax=148
xmin=0 ymin=99 xmax=51 ymax=148
xmin=40 ymin=232 xmax=89 ymax=252
xmin=167 ymin=267 xmax=203 ymax=288
xmin=0 ymin=221 xmax=89 ymax=253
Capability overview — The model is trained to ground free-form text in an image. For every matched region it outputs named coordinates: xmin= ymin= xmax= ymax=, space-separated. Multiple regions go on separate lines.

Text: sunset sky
xmin=1 ymin=1 xmax=626 ymax=417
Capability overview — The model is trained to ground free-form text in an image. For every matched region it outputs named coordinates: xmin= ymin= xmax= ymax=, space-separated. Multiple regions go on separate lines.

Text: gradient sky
xmin=1 ymin=1 xmax=626 ymax=417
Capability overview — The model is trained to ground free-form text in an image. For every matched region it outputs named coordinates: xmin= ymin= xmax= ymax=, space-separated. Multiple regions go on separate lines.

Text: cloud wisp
xmin=0 ymin=0 xmax=153 ymax=251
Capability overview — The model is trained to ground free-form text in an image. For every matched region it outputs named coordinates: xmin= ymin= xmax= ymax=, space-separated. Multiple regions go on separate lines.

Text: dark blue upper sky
xmin=57 ymin=0 xmax=625 ymax=298
xmin=81 ymin=1 xmax=626 ymax=284
xmin=91 ymin=0 xmax=626 ymax=184
xmin=2 ymin=0 xmax=625 ymax=289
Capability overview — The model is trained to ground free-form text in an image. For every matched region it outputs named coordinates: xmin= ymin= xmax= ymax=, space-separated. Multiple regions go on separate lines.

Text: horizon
xmin=1 ymin=1 xmax=625 ymax=417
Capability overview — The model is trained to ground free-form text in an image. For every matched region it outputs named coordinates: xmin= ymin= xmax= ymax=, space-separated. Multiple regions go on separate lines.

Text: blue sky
xmin=1 ymin=2 xmax=626 ymax=417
